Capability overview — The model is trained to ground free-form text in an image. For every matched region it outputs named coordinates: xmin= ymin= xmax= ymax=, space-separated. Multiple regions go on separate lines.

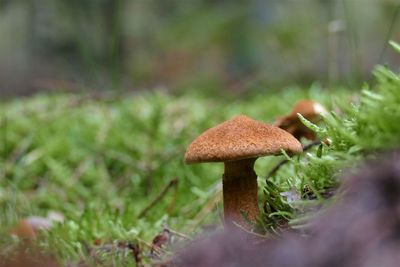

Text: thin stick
xmin=2 ymin=108 xmax=7 ymax=160
xmin=138 ymin=178 xmax=178 ymax=219
xmin=82 ymin=241 xmax=107 ymax=267
xmin=136 ymin=237 xmax=172 ymax=256
xmin=266 ymin=140 xmax=321 ymax=178
xmin=342 ymin=0 xmax=362 ymax=82
xmin=165 ymin=227 xmax=192 ymax=241
xmin=192 ymin=189 xmax=222 ymax=226
xmin=379 ymin=3 xmax=400 ymax=63
xmin=167 ymin=183 xmax=178 ymax=214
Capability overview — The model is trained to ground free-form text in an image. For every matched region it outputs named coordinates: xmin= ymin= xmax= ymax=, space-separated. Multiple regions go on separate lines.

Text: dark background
xmin=0 ymin=0 xmax=399 ymax=97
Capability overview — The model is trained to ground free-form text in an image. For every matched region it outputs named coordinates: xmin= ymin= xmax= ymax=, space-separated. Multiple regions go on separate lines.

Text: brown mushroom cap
xmin=185 ymin=115 xmax=302 ymax=164
xmin=273 ymin=100 xmax=327 ymax=141
xmin=290 ymin=100 xmax=322 ymax=117
xmin=275 ymin=100 xmax=327 ymax=127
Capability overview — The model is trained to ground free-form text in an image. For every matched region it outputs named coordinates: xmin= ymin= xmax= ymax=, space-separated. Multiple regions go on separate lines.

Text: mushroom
xmin=185 ymin=115 xmax=302 ymax=227
xmin=274 ymin=100 xmax=327 ymax=141
xmin=10 ymin=212 xmax=64 ymax=240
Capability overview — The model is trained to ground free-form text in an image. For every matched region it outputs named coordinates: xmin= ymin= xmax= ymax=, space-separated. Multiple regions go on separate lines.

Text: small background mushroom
xmin=274 ymin=99 xmax=327 ymax=141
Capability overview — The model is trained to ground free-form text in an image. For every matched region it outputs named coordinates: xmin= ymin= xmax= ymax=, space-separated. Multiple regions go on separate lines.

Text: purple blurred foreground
xmin=173 ymin=151 xmax=400 ymax=267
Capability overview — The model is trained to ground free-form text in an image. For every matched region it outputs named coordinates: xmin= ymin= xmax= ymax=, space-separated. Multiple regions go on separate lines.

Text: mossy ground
xmin=1 ymin=60 xmax=400 ymax=265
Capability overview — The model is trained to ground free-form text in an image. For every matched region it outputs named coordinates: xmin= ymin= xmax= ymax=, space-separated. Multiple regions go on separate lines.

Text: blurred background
xmin=0 ymin=0 xmax=399 ymax=97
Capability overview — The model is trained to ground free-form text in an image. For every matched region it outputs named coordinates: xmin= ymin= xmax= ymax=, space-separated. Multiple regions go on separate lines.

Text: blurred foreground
xmin=171 ymin=151 xmax=400 ymax=267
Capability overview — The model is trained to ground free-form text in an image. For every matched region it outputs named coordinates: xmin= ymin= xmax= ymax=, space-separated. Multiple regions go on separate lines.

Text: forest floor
xmin=1 ymin=46 xmax=400 ymax=266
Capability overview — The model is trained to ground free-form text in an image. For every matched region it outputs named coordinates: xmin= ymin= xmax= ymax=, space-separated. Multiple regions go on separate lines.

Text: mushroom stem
xmin=223 ymin=158 xmax=260 ymax=227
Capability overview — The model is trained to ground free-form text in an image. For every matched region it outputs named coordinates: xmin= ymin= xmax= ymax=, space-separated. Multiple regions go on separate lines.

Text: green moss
xmin=1 ymin=48 xmax=400 ymax=263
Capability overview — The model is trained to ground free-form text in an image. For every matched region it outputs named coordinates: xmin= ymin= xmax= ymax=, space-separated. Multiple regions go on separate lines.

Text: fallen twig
xmin=127 ymin=242 xmax=143 ymax=267
xmin=164 ymin=225 xmax=192 ymax=241
xmin=167 ymin=183 xmax=178 ymax=215
xmin=82 ymin=241 xmax=107 ymax=267
xmin=191 ymin=188 xmax=222 ymax=227
xmin=138 ymin=178 xmax=178 ymax=218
